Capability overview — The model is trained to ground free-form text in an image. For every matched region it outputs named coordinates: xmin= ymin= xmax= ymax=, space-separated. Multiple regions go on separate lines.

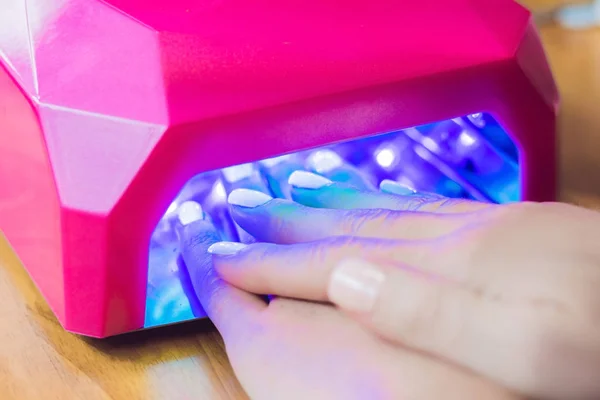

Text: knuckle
xmin=183 ymin=223 xmax=220 ymax=251
xmin=396 ymin=196 xmax=434 ymax=211
xmin=310 ymin=236 xmax=358 ymax=263
xmin=340 ymin=208 xmax=397 ymax=235
xmin=432 ymin=197 xmax=461 ymax=210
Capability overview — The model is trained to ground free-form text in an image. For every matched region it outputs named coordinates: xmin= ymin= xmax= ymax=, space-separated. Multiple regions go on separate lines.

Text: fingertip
xmin=175 ymin=204 xmax=221 ymax=271
xmin=177 ymin=200 xmax=205 ymax=226
xmin=379 ymin=180 xmax=418 ymax=196
xmin=227 ymin=188 xmax=273 ymax=208
xmin=211 ymin=242 xmax=274 ymax=274
xmin=288 ymin=170 xmax=333 ymax=189
xmin=207 ymin=241 xmax=248 ymax=256
xmin=174 ymin=201 xmax=209 ymax=243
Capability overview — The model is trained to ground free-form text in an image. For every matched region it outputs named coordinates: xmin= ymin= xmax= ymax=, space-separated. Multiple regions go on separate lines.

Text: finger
xmin=288 ymin=170 xmax=490 ymax=213
xmin=207 ymin=237 xmax=568 ymax=399
xmin=208 ymin=237 xmax=444 ymax=302
xmin=207 ymin=235 xmax=534 ymax=395
xmin=326 ymin=257 xmax=584 ymax=400
xmin=226 ymin=188 xmax=474 ymax=243
xmin=176 ymin=201 xmax=266 ymax=340
xmin=305 ymin=149 xmax=376 ymax=191
xmin=220 ymin=163 xmax=273 ymax=243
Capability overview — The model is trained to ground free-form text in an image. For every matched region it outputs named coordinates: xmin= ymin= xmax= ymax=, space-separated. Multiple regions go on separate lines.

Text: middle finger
xmin=288 ymin=170 xmax=491 ymax=213
xmin=226 ymin=189 xmax=476 ymax=243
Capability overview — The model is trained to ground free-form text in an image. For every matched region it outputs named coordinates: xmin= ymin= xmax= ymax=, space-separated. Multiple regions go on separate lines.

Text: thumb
xmin=327 ymin=258 xmax=474 ymax=347
xmin=327 ymin=258 xmax=600 ymax=400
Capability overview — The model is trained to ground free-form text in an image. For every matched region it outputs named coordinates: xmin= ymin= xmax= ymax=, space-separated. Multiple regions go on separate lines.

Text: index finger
xmin=176 ymin=201 xmax=266 ymax=340
xmin=226 ymin=190 xmax=474 ymax=244
xmin=207 ymin=236 xmax=448 ymax=302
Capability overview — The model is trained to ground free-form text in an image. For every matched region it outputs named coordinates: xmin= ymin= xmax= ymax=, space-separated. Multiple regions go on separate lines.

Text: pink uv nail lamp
xmin=0 ymin=0 xmax=558 ymax=337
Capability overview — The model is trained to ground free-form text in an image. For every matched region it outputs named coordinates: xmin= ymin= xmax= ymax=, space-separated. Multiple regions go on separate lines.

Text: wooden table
xmin=2 ymin=17 xmax=600 ymax=400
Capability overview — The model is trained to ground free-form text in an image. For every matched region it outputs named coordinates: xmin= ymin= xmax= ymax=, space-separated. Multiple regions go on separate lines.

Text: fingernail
xmin=288 ymin=170 xmax=332 ymax=189
xmin=228 ymin=188 xmax=273 ymax=208
xmin=306 ymin=150 xmax=343 ymax=173
xmin=379 ymin=179 xmax=417 ymax=196
xmin=328 ymin=258 xmax=385 ymax=313
xmin=177 ymin=201 xmax=204 ymax=226
xmin=208 ymin=241 xmax=247 ymax=255
xmin=222 ymin=163 xmax=255 ymax=183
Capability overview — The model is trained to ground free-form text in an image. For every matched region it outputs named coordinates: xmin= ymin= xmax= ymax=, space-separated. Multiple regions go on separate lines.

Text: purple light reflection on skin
xmin=145 ymin=112 xmax=520 ymax=328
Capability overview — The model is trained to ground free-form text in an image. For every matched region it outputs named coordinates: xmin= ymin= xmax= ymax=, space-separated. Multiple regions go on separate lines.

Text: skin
xmin=178 ymin=176 xmax=600 ymax=399
xmin=178 ymin=219 xmax=516 ymax=400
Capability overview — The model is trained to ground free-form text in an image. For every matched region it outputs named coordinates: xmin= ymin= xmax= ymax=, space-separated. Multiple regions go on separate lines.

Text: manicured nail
xmin=177 ymin=201 xmax=204 ymax=226
xmin=328 ymin=258 xmax=385 ymax=313
xmin=222 ymin=163 xmax=255 ymax=183
xmin=306 ymin=150 xmax=343 ymax=174
xmin=208 ymin=241 xmax=247 ymax=256
xmin=228 ymin=188 xmax=273 ymax=208
xmin=288 ymin=170 xmax=333 ymax=189
xmin=379 ymin=179 xmax=417 ymax=196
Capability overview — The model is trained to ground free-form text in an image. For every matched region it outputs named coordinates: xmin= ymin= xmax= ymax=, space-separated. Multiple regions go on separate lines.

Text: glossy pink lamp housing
xmin=0 ymin=0 xmax=558 ymax=338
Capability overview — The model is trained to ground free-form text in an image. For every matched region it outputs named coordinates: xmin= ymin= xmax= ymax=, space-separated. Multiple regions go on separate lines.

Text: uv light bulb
xmin=374 ymin=143 xmax=398 ymax=170
xmin=467 ymin=113 xmax=485 ymax=128
xmin=222 ymin=163 xmax=255 ymax=183
xmin=458 ymin=131 xmax=476 ymax=147
xmin=306 ymin=150 xmax=344 ymax=173
xmin=375 ymin=147 xmax=396 ymax=168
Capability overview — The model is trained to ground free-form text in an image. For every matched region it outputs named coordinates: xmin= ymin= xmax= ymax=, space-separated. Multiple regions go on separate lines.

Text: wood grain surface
xmin=2 ymin=10 xmax=600 ymax=400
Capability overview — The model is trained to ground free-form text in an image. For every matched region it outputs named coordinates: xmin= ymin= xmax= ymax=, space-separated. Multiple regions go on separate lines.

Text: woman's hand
xmin=206 ymin=171 xmax=600 ymax=400
xmin=177 ymin=211 xmax=515 ymax=400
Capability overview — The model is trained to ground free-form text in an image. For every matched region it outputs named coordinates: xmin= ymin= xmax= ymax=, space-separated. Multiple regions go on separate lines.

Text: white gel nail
xmin=288 ymin=170 xmax=332 ymax=189
xmin=227 ymin=189 xmax=273 ymax=208
xmin=208 ymin=241 xmax=247 ymax=255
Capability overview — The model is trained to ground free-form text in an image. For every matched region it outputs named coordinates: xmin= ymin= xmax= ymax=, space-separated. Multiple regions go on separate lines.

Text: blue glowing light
xmin=144 ymin=112 xmax=520 ymax=328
